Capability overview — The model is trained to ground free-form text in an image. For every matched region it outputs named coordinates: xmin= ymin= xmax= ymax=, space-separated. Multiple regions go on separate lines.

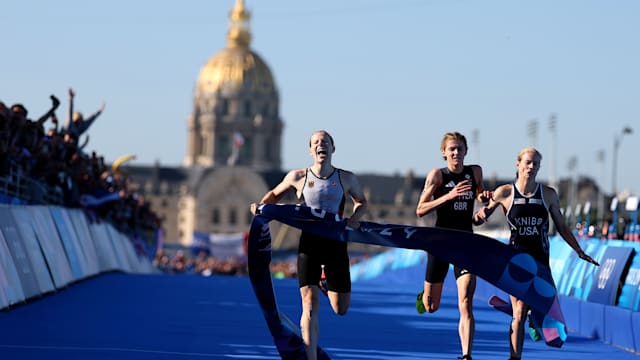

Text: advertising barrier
xmin=0 ymin=206 xmax=42 ymax=299
xmin=586 ymin=246 xmax=634 ymax=305
xmin=10 ymin=206 xmax=56 ymax=295
xmin=0 ymin=229 xmax=25 ymax=307
xmin=88 ymin=220 xmax=120 ymax=272
xmin=49 ymin=207 xmax=93 ymax=280
xmin=105 ymin=225 xmax=134 ymax=272
xmin=68 ymin=209 xmax=100 ymax=275
xmin=616 ymin=242 xmax=640 ymax=311
xmin=0 ymin=203 xmax=154 ymax=311
xmin=28 ymin=206 xmax=74 ymax=289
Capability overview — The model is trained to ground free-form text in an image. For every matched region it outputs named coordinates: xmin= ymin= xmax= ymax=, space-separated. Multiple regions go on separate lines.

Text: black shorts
xmin=297 ymin=231 xmax=351 ymax=293
xmin=424 ymin=253 xmax=471 ymax=283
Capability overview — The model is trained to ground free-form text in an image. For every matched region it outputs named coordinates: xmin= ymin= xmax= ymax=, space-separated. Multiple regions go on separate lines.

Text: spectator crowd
xmin=1 ymin=89 xmax=160 ymax=253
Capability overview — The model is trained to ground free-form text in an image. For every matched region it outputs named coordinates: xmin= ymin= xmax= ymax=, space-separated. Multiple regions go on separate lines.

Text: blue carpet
xmin=0 ymin=271 xmax=637 ymax=359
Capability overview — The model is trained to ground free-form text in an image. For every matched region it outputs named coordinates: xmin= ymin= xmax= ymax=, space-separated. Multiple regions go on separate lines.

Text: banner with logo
xmin=611 ymin=241 xmax=640 ymax=311
xmin=618 ymin=260 xmax=640 ymax=311
xmin=586 ymin=246 xmax=634 ymax=305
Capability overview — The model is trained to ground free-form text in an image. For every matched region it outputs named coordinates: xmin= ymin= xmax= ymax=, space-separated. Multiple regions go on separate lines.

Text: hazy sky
xmin=4 ymin=0 xmax=639 ymax=196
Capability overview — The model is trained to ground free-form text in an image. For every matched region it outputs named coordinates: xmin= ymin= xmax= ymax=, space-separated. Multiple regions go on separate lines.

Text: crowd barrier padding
xmin=29 ymin=206 xmax=75 ymax=289
xmin=350 ymin=247 xmax=427 ymax=283
xmin=578 ymin=240 xmax=610 ymax=300
xmin=88 ymin=220 xmax=120 ymax=273
xmin=587 ymin=246 xmax=634 ymax=305
xmin=613 ymin=240 xmax=640 ymax=311
xmin=0 ymin=206 xmax=43 ymax=299
xmin=10 ymin=206 xmax=57 ymax=295
xmin=579 ymin=300 xmax=606 ymax=339
xmin=633 ymin=312 xmax=640 ymax=352
xmin=105 ymin=225 xmax=134 ymax=272
xmin=557 ymin=239 xmax=607 ymax=299
xmin=0 ymin=225 xmax=25 ymax=307
xmin=0 ymin=204 xmax=154 ymax=311
xmin=604 ymin=305 xmax=635 ymax=351
xmin=549 ymin=240 xmax=576 ymax=286
xmin=68 ymin=209 xmax=101 ymax=276
xmin=49 ymin=206 xmax=94 ymax=280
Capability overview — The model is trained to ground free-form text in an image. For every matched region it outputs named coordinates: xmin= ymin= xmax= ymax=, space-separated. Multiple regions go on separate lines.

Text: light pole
xmin=567 ymin=156 xmax=578 ymax=225
xmin=596 ymin=149 xmax=605 ymax=225
xmin=471 ymin=128 xmax=479 ymax=164
xmin=527 ymin=118 xmax=538 ymax=147
xmin=548 ymin=113 xmax=557 ymax=190
xmin=611 ymin=126 xmax=633 ymax=195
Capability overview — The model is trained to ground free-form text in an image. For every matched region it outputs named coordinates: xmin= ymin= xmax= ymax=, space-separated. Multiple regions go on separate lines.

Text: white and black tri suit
xmin=298 ymin=168 xmax=351 ymax=293
xmin=506 ymin=183 xmax=550 ymax=266
xmin=425 ymin=166 xmax=477 ymax=283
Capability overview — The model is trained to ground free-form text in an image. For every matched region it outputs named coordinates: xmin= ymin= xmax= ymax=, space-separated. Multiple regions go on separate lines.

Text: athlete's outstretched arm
xmin=544 ymin=186 xmax=599 ymax=266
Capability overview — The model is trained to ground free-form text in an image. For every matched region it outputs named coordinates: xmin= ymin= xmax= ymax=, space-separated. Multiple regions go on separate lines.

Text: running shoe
xmin=527 ymin=311 xmax=542 ymax=342
xmin=416 ymin=290 xmax=426 ymax=314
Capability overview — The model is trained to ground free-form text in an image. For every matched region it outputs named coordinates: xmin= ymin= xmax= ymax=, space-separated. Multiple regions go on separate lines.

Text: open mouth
xmin=317 ymin=148 xmax=327 ymax=156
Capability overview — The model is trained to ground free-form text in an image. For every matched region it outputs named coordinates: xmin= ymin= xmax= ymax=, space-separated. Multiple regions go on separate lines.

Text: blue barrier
xmin=616 ymin=242 xmax=640 ymax=311
xmin=0 ymin=206 xmax=41 ymax=299
xmin=586 ymin=246 xmax=634 ymax=305
xmin=0 ymin=204 xmax=155 ymax=311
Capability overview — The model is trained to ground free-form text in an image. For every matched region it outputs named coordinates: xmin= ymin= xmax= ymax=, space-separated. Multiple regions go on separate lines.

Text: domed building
xmin=176 ymin=0 xmax=286 ymax=244
xmin=125 ymin=0 xmax=438 ymax=251
xmin=185 ymin=0 xmax=282 ymax=170
xmin=125 ymin=0 xmax=286 ymax=247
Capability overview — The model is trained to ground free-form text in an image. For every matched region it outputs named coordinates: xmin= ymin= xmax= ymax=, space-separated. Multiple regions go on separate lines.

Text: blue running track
xmin=0 ymin=270 xmax=637 ymax=360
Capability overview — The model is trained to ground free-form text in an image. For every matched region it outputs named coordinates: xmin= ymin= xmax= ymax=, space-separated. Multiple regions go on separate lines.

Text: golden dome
xmin=195 ymin=0 xmax=276 ymax=96
xmin=196 ymin=47 xmax=276 ymax=95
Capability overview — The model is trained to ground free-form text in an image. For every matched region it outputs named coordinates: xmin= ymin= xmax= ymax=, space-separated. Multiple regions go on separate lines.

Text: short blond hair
xmin=517 ymin=147 xmax=542 ymax=162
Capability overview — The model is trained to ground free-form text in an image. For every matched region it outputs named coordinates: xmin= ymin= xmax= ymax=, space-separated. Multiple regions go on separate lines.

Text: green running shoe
xmin=527 ymin=311 xmax=542 ymax=342
xmin=416 ymin=290 xmax=426 ymax=314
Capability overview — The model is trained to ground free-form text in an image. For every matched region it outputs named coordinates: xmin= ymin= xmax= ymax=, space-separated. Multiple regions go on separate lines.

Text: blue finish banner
xmin=248 ymin=204 xmax=570 ymax=357
xmin=247 ymin=214 xmax=331 ymax=360
xmin=586 ymin=246 xmax=634 ymax=305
